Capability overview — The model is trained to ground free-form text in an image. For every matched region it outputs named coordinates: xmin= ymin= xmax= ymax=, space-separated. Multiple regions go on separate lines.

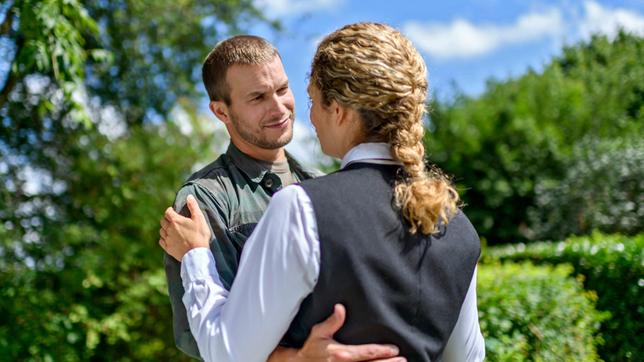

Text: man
xmin=164 ymin=35 xmax=403 ymax=361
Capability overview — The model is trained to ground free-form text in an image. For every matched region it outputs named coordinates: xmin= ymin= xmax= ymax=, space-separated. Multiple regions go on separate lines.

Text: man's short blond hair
xmin=202 ymin=35 xmax=279 ymax=104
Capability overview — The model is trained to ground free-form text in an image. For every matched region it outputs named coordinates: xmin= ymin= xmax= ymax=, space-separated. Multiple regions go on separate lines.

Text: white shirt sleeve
xmin=180 ymin=185 xmax=320 ymax=362
xmin=438 ymin=266 xmax=485 ymax=362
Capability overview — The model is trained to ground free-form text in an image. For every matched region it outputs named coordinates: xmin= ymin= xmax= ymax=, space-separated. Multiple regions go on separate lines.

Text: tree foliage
xmin=529 ymin=137 xmax=643 ymax=240
xmin=1 ymin=0 xmax=642 ymax=358
xmin=0 ymin=0 xmax=270 ymax=359
xmin=427 ymin=31 xmax=643 ymax=244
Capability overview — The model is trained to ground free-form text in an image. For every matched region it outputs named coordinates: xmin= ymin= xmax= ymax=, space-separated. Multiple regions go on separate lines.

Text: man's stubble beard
xmin=230 ymin=112 xmax=295 ymax=150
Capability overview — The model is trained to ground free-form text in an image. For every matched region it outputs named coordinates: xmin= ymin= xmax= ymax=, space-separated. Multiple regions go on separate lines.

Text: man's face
xmin=222 ymin=56 xmax=295 ymax=151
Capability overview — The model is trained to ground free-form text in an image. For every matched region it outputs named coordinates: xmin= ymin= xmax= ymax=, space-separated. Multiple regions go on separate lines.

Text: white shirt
xmin=181 ymin=143 xmax=485 ymax=362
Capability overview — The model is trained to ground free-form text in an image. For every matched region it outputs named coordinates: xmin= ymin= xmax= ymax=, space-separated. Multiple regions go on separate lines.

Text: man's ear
xmin=209 ymin=101 xmax=230 ymax=125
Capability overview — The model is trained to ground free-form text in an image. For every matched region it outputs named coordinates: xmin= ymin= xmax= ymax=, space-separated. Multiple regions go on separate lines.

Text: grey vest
xmin=282 ymin=163 xmax=480 ymax=361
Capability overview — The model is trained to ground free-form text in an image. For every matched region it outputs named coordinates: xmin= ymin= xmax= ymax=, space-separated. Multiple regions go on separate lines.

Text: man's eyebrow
xmin=246 ymin=82 xmax=289 ymax=98
xmin=246 ymin=89 xmax=267 ymax=98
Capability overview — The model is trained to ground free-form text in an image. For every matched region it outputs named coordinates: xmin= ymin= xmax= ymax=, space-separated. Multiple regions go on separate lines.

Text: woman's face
xmin=307 ymin=83 xmax=335 ymax=156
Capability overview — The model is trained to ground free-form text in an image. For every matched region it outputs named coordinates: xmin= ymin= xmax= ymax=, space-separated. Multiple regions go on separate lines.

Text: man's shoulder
xmin=184 ymin=154 xmax=230 ymax=184
xmin=174 ymin=154 xmax=235 ymax=206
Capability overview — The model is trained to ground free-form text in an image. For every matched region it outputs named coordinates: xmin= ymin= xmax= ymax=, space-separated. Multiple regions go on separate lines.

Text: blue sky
xmin=245 ymin=0 xmax=644 ymax=164
xmin=1 ymin=1 xmax=642 ymax=167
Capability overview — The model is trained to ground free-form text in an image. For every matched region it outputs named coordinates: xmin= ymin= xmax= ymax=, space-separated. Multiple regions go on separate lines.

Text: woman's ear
xmin=330 ymin=99 xmax=347 ymax=126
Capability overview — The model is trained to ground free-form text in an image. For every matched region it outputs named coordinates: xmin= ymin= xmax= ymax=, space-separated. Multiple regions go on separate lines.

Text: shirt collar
xmin=340 ymin=143 xmax=402 ymax=169
xmin=225 ymin=142 xmax=273 ymax=183
xmin=226 ymin=142 xmax=306 ymax=184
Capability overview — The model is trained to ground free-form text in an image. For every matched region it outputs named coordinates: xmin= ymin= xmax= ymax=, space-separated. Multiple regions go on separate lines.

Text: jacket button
xmin=264 ymin=178 xmax=274 ymax=188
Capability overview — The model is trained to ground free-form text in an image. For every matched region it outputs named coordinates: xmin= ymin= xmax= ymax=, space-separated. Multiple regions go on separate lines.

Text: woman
xmin=160 ymin=22 xmax=485 ymax=362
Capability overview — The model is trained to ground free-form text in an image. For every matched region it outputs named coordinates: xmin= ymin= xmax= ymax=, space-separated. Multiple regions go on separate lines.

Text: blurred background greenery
xmin=0 ymin=0 xmax=641 ymax=361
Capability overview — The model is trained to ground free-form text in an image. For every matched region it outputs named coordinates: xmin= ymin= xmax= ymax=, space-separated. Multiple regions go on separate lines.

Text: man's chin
xmin=267 ymin=132 xmax=293 ymax=149
xmin=251 ymin=129 xmax=293 ymax=150
xmin=268 ymin=122 xmax=294 ymax=147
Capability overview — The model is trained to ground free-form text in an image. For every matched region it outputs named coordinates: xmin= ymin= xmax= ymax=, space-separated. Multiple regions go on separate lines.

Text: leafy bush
xmin=478 ymin=262 xmax=606 ymax=361
xmin=528 ymin=137 xmax=643 ymax=241
xmin=0 ymin=122 xmax=218 ymax=361
xmin=486 ymin=233 xmax=644 ymax=361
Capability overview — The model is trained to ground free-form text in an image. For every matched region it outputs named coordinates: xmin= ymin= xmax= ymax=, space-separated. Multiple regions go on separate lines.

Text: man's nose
xmin=267 ymin=93 xmax=289 ymax=117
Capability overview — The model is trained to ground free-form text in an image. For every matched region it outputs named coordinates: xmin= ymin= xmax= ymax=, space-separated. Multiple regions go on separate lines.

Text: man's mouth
xmin=264 ymin=117 xmax=290 ymax=129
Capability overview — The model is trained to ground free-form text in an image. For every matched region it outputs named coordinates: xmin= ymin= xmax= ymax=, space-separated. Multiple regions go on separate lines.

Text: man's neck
xmin=232 ymin=139 xmax=287 ymax=163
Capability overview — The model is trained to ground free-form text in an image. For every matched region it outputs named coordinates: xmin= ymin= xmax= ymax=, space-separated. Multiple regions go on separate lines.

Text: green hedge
xmin=478 ymin=262 xmax=606 ymax=361
xmin=485 ymin=233 xmax=644 ymax=361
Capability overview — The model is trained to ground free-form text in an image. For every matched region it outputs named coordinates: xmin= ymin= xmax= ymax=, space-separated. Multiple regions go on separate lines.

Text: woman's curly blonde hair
xmin=311 ymin=22 xmax=459 ymax=235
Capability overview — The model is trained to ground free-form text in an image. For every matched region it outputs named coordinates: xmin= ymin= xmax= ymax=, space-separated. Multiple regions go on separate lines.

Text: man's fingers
xmin=311 ymin=304 xmax=346 ymax=339
xmin=164 ymin=205 xmax=194 ymax=226
xmin=330 ymin=343 xmax=401 ymax=361
xmin=164 ymin=207 xmax=176 ymax=222
xmin=186 ymin=195 xmax=206 ymax=223
xmin=369 ymin=358 xmax=406 ymax=362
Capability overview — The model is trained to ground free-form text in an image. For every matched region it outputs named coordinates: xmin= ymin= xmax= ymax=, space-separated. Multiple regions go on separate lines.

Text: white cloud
xmin=403 ymin=1 xmax=644 ymax=60
xmin=578 ymin=1 xmax=644 ymax=39
xmin=255 ymin=0 xmax=341 ymax=17
xmin=403 ymin=8 xmax=565 ymax=60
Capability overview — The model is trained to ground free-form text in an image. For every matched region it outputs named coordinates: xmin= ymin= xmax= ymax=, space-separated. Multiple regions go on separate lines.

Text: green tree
xmin=0 ymin=0 xmax=272 ymax=359
xmin=427 ymin=31 xmax=643 ymax=244
xmin=529 ymin=137 xmax=643 ymax=240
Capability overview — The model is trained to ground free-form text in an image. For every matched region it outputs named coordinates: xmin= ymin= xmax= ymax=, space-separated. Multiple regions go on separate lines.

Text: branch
xmin=0 ymin=69 xmax=17 ymax=109
xmin=0 ymin=33 xmax=23 ymax=109
xmin=0 ymin=6 xmax=14 ymax=35
xmin=0 ymin=7 xmax=18 ymax=109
